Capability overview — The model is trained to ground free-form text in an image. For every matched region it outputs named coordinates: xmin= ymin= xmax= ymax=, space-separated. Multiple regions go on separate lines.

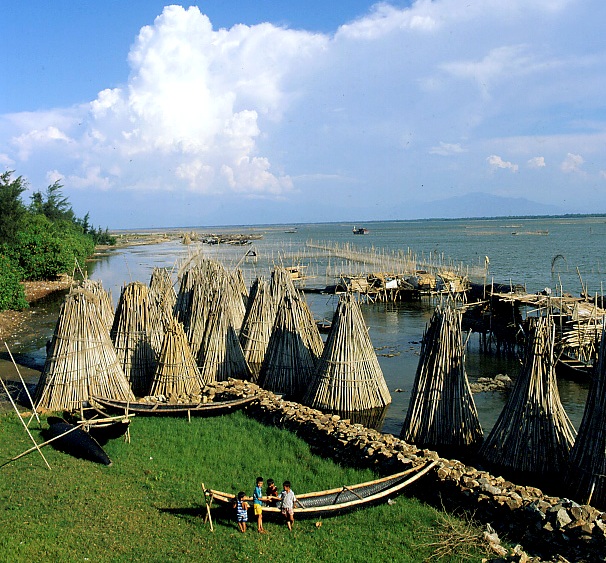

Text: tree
xmin=30 ymin=181 xmax=75 ymax=223
xmin=0 ymin=170 xmax=27 ymax=246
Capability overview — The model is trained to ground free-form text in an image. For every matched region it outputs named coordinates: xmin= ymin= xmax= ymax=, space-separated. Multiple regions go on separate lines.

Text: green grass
xmin=0 ymin=411 xmax=490 ymax=562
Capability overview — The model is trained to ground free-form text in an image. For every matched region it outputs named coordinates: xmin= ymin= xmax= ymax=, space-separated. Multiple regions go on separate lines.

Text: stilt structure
xmin=110 ymin=282 xmax=157 ymax=397
xmin=34 ymin=288 xmax=134 ymax=410
xmin=259 ymin=292 xmax=317 ymax=400
xmin=566 ymin=327 xmax=606 ymax=508
xmin=480 ymin=316 xmax=576 ymax=476
xmin=400 ymin=304 xmax=483 ymax=451
xmin=304 ymin=293 xmax=391 ymax=412
xmin=149 ymin=318 xmax=206 ymax=398
xmin=239 ymin=278 xmax=274 ymax=382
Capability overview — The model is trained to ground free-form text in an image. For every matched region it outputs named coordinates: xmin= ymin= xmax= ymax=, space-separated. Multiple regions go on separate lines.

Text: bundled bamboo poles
xmin=149 ymin=318 xmax=206 ymax=398
xmin=480 ymin=316 xmax=576 ymax=476
xmin=198 ymin=289 xmax=251 ymax=383
xmin=400 ymin=304 xmax=483 ymax=450
xmin=34 ymin=287 xmax=135 ymax=410
xmin=147 ymin=269 xmax=177 ymax=356
xmin=270 ymin=265 xmax=323 ymax=361
xmin=304 ymin=293 xmax=391 ymax=412
xmin=81 ymin=278 xmax=114 ymax=331
xmin=110 ymin=282 xmax=157 ymax=397
xmin=239 ymin=278 xmax=274 ymax=382
xmin=259 ymin=292 xmax=317 ymax=400
xmin=566 ymin=327 xmax=606 ymax=508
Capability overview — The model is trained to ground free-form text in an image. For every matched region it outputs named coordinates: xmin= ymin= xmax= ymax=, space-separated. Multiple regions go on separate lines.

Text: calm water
xmin=80 ymin=216 xmax=605 ymax=436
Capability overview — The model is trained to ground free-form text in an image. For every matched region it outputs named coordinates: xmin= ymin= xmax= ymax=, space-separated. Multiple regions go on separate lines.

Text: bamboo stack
xmin=269 ymin=265 xmax=323 ymax=361
xmin=81 ymin=278 xmax=114 ymax=331
xmin=149 ymin=318 xmax=206 ymax=398
xmin=239 ymin=278 xmax=274 ymax=381
xmin=198 ymin=289 xmax=251 ymax=383
xmin=480 ymin=316 xmax=576 ymax=476
xmin=34 ymin=287 xmax=135 ymax=410
xmin=147 ymin=269 xmax=177 ymax=356
xmin=110 ymin=282 xmax=157 ymax=397
xmin=400 ymin=304 xmax=483 ymax=450
xmin=566 ymin=327 xmax=606 ymax=508
xmin=304 ymin=293 xmax=391 ymax=412
xmin=259 ymin=292 xmax=317 ymax=400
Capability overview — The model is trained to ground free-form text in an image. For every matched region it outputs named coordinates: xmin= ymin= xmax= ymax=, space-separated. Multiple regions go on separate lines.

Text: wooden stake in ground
xmin=480 ymin=315 xmax=576 ymax=476
xmin=400 ymin=304 xmax=483 ymax=451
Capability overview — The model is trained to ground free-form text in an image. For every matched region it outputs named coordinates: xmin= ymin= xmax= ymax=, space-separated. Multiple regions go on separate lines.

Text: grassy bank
xmin=0 ymin=411 xmax=490 ymax=562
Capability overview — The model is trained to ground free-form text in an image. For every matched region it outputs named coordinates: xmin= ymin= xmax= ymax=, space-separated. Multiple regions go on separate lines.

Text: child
xmin=266 ymin=478 xmax=279 ymax=506
xmin=253 ymin=477 xmax=266 ymax=533
xmin=280 ymin=480 xmax=298 ymax=531
xmin=233 ymin=491 xmax=249 ymax=533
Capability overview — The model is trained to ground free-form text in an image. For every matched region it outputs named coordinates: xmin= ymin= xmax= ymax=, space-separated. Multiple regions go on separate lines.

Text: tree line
xmin=0 ymin=170 xmax=116 ymax=311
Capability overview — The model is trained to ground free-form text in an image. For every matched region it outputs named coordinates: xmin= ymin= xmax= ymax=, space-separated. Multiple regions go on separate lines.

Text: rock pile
xmin=212 ymin=379 xmax=606 ymax=563
xmin=470 ymin=374 xmax=513 ymax=394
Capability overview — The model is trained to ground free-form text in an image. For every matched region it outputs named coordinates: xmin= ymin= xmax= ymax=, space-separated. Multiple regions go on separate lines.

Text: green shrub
xmin=11 ymin=215 xmax=95 ymax=280
xmin=0 ymin=254 xmax=27 ymax=311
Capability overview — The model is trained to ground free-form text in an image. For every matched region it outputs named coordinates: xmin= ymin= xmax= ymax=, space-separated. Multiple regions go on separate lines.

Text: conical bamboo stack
xmin=149 ymin=318 xmax=206 ymax=398
xmin=269 ymin=266 xmax=323 ymax=360
xmin=400 ymin=304 xmax=483 ymax=450
xmin=232 ymin=267 xmax=249 ymax=311
xmin=147 ymin=270 xmax=176 ymax=357
xmin=304 ymin=293 xmax=391 ymax=412
xmin=185 ymin=279 xmax=212 ymax=360
xmin=110 ymin=281 xmax=157 ymax=397
xmin=239 ymin=278 xmax=274 ymax=381
xmin=480 ymin=316 xmax=576 ymax=476
xmin=566 ymin=327 xmax=606 ymax=507
xmin=34 ymin=287 xmax=135 ymax=410
xmin=259 ymin=292 xmax=317 ymax=399
xmin=81 ymin=278 xmax=114 ymax=331
xmin=198 ymin=289 xmax=251 ymax=383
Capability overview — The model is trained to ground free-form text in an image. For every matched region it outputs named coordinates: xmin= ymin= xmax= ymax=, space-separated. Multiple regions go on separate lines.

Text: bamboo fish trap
xmin=198 ymin=289 xmax=251 ymax=383
xmin=34 ymin=287 xmax=135 ymax=410
xmin=81 ymin=278 xmax=114 ymax=331
xmin=259 ymin=292 xmax=317 ymax=400
xmin=110 ymin=282 xmax=157 ymax=397
xmin=480 ymin=316 xmax=576 ymax=476
xmin=400 ymin=304 xmax=483 ymax=450
xmin=304 ymin=293 xmax=391 ymax=412
xmin=148 ymin=318 xmax=206 ymax=398
xmin=566 ymin=327 xmax=606 ymax=508
xmin=239 ymin=278 xmax=274 ymax=382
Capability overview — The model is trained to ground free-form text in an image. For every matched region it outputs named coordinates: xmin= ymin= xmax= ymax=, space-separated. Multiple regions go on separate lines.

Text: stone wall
xmin=212 ymin=379 xmax=606 ymax=563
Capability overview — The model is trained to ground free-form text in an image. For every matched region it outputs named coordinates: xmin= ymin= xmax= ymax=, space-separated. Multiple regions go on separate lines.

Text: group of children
xmin=234 ymin=477 xmax=299 ymax=533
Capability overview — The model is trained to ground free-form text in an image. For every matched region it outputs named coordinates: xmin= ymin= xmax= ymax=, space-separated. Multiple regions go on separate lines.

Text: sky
xmin=1 ymin=0 xmax=605 ymax=228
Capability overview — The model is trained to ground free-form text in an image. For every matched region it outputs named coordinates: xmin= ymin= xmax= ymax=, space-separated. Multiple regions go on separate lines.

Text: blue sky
xmin=1 ymin=1 xmax=605 ymax=228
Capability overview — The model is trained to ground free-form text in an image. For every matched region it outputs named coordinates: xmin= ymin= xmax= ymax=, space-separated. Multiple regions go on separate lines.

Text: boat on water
xmin=209 ymin=460 xmax=437 ymax=517
xmin=352 ymin=226 xmax=369 ymax=235
xmin=91 ymin=394 xmax=256 ymax=416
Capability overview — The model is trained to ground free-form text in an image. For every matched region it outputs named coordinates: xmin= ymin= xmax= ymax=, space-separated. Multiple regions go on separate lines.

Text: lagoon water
xmin=81 ymin=215 xmax=606 ymax=436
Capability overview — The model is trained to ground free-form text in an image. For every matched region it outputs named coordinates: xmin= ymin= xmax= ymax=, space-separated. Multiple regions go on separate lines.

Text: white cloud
xmin=560 ymin=153 xmax=584 ymax=173
xmin=487 ymin=155 xmax=519 ymax=172
xmin=430 ymin=142 xmax=467 ymax=156
xmin=527 ymin=156 xmax=546 ymax=168
xmin=1 ymin=0 xmax=605 ymax=225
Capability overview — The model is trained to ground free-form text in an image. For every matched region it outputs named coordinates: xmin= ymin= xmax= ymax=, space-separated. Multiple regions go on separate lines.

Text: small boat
xmin=64 ymin=407 xmax=132 ymax=445
xmin=352 ymin=226 xmax=369 ymax=235
xmin=91 ymin=394 xmax=256 ymax=417
xmin=209 ymin=460 xmax=437 ymax=517
xmin=555 ymin=351 xmax=593 ymax=381
xmin=43 ymin=417 xmax=112 ymax=466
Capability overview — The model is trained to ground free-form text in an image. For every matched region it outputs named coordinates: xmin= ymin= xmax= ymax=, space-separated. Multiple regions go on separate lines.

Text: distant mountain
xmin=405 ymin=192 xmax=565 ymax=219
